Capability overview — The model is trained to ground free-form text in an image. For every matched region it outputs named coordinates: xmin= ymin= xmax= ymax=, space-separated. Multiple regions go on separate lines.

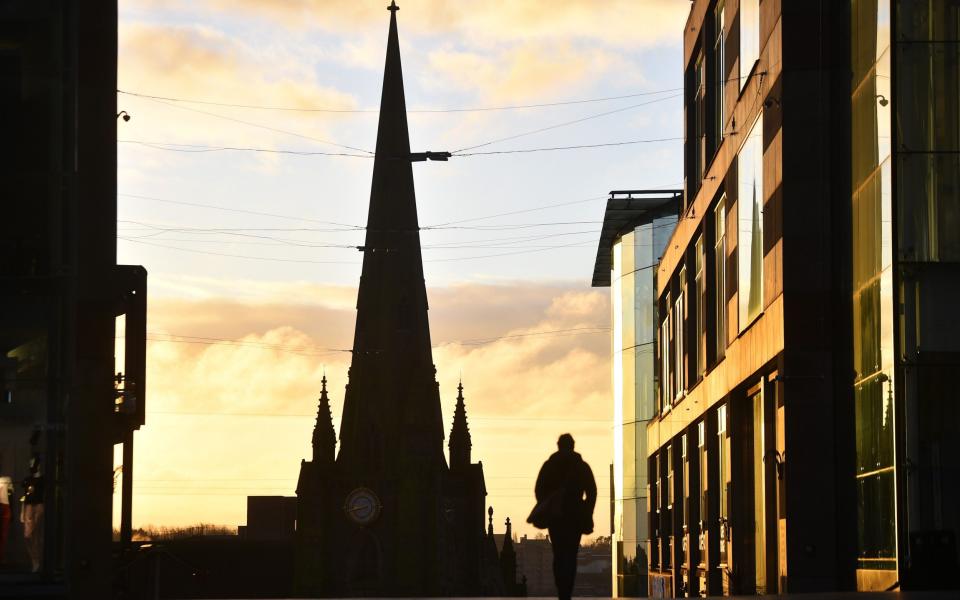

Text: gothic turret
xmin=449 ymin=379 xmax=472 ymax=469
xmin=311 ymin=374 xmax=336 ymax=465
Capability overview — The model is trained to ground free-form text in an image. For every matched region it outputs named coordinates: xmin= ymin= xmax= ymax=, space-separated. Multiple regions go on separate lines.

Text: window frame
xmin=717 ymin=403 xmax=729 ymax=563
xmin=712 ymin=0 xmax=726 ymax=150
xmin=738 ymin=0 xmax=760 ymax=92
xmin=695 ymin=235 xmax=706 ymax=379
xmin=714 ymin=196 xmax=728 ymax=361
xmin=674 ymin=267 xmax=686 ymax=402
xmin=737 ymin=113 xmax=765 ymax=331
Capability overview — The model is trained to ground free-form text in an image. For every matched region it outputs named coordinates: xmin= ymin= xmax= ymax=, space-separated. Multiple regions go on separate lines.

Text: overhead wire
xmin=143 ymin=411 xmax=610 ymax=424
xmin=119 ymin=185 xmax=680 ymax=238
xmin=454 ymin=137 xmax=684 ymax=157
xmin=120 ymin=140 xmax=372 ymax=159
xmin=120 ymin=69 xmax=766 ymax=116
xmin=118 ymin=218 xmax=603 ymax=233
xmin=144 ymin=326 xmax=610 ymax=357
xmin=139 ymin=96 xmax=374 ymax=155
xmin=119 ymin=136 xmax=682 ymax=159
xmin=119 ymin=237 xmax=360 ymax=265
xmin=118 ymin=87 xmax=684 ymax=114
xmin=123 ymin=87 xmax=684 ymax=159
xmin=452 ymin=93 xmax=683 ymax=153
xmin=117 ymin=228 xmax=601 ymax=249
xmin=118 ymin=193 xmax=355 ymax=226
xmin=425 ymin=195 xmax=606 ymax=228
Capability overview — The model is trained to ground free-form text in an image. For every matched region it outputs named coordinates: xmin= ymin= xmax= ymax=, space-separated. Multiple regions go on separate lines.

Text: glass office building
xmin=638 ymin=1 xmax=959 ymax=595
xmin=853 ymin=0 xmax=960 ymax=590
xmin=593 ymin=191 xmax=680 ymax=597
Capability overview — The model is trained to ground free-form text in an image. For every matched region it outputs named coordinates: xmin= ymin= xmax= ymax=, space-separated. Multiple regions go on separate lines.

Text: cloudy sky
xmin=115 ymin=0 xmax=690 ymax=540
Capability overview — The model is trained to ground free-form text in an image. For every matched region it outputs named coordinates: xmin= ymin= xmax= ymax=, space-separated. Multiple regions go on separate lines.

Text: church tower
xmin=295 ymin=3 xmax=500 ymax=596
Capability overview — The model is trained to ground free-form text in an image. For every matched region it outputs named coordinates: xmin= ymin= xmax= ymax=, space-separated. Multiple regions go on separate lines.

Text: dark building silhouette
xmin=514 ymin=534 xmax=611 ymax=598
xmin=499 ymin=517 xmax=527 ymax=596
xmin=125 ymin=536 xmax=295 ymax=600
xmin=242 ymin=496 xmax=297 ymax=542
xmin=0 ymin=1 xmax=146 ymax=597
xmin=294 ymin=3 xmax=499 ymax=596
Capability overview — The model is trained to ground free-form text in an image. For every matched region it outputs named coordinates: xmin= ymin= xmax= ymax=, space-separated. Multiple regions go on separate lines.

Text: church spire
xmin=449 ymin=378 xmax=472 ymax=470
xmin=312 ymin=374 xmax=336 ymax=465
xmin=335 ymin=0 xmax=445 ymax=473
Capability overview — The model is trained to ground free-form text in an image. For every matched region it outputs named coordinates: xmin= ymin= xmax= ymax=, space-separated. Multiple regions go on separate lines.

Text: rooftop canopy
xmin=591 ymin=190 xmax=682 ymax=287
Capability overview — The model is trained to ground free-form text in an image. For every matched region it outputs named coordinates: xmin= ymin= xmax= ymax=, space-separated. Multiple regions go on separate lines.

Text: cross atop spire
xmin=502 ymin=518 xmax=514 ymax=552
xmin=388 ymin=0 xmax=399 ymax=13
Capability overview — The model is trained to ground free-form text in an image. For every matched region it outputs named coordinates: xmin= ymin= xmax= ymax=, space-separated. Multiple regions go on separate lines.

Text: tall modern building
xmin=0 ymin=1 xmax=146 ymax=597
xmin=610 ymin=1 xmax=960 ymax=597
xmin=592 ymin=191 xmax=681 ymax=597
xmin=294 ymin=3 xmax=500 ymax=596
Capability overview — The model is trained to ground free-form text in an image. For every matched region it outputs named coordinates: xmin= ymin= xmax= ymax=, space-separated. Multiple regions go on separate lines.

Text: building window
xmin=697 ymin=420 xmax=708 ymax=560
xmin=739 ymin=0 xmax=760 ymax=90
xmin=688 ymin=48 xmax=707 ymax=199
xmin=660 ymin=308 xmax=671 ymax=412
xmin=695 ymin=52 xmax=706 ymax=183
xmin=712 ymin=1 xmax=726 ymax=149
xmin=714 ymin=197 xmax=727 ymax=360
xmin=674 ymin=268 xmax=685 ymax=401
xmin=661 ymin=450 xmax=671 ymax=569
xmin=695 ymin=235 xmax=706 ymax=379
xmin=717 ymin=403 xmax=729 ymax=564
xmin=650 ymin=456 xmax=659 ymax=568
xmin=667 ymin=444 xmax=674 ymax=511
xmin=751 ymin=389 xmax=768 ymax=593
xmin=681 ymin=433 xmax=689 ymax=528
xmin=738 ymin=114 xmax=764 ymax=330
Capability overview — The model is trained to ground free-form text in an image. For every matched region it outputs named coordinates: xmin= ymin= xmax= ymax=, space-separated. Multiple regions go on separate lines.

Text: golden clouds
xmin=202 ymin=0 xmax=689 ymax=48
xmin=131 ymin=280 xmax=612 ymax=537
xmin=122 ymin=0 xmax=688 ymax=109
xmin=427 ymin=42 xmax=628 ymax=103
xmin=118 ymin=22 xmax=358 ymax=146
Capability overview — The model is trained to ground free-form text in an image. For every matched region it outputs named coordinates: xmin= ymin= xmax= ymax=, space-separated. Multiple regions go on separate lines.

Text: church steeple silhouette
xmin=295 ymin=3 xmax=502 ymax=597
xmin=311 ymin=373 xmax=336 ymax=465
xmin=336 ymin=0 xmax=444 ymax=475
xmin=449 ymin=379 xmax=472 ymax=469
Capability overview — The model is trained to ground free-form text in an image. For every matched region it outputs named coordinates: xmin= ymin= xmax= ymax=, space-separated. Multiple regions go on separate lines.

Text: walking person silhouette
xmin=529 ymin=434 xmax=597 ymax=600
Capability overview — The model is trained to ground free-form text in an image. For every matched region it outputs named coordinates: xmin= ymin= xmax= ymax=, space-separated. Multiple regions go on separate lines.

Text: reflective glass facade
xmin=612 ymin=213 xmax=678 ymax=597
xmin=895 ymin=2 xmax=960 ymax=262
xmin=737 ymin=115 xmax=764 ymax=330
xmin=739 ymin=0 xmax=759 ymax=90
xmin=853 ymin=0 xmax=960 ymax=587
xmin=851 ymin=0 xmax=897 ymax=574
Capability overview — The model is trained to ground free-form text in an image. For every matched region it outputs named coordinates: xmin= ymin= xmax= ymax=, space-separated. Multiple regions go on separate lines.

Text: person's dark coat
xmin=533 ymin=449 xmax=597 ymax=534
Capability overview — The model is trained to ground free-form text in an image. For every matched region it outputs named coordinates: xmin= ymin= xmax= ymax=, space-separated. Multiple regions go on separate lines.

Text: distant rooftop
xmin=591 ymin=190 xmax=682 ymax=287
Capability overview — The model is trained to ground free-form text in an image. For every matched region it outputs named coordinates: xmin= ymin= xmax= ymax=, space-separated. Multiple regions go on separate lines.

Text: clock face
xmin=344 ymin=487 xmax=381 ymax=525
